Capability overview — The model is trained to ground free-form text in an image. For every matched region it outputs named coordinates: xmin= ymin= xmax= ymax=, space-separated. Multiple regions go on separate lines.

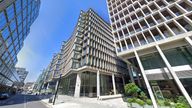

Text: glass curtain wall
xmin=163 ymin=45 xmax=192 ymax=100
xmin=57 ymin=73 xmax=77 ymax=96
xmin=115 ymin=76 xmax=124 ymax=94
xmin=100 ymin=74 xmax=113 ymax=96
xmin=80 ymin=72 xmax=97 ymax=97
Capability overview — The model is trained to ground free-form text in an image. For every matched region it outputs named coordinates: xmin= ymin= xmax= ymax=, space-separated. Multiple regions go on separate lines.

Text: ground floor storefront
xmin=53 ymin=71 xmax=126 ymax=104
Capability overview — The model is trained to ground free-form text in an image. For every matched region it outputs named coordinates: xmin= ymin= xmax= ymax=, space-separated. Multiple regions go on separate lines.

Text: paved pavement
xmin=0 ymin=94 xmax=49 ymax=108
xmin=41 ymin=95 xmax=129 ymax=108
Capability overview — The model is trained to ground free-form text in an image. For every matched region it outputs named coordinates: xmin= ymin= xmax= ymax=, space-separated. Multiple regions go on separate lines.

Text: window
xmin=17 ymin=13 xmax=22 ymax=25
xmin=179 ymin=1 xmax=192 ymax=12
xmin=15 ymin=0 xmax=22 ymax=15
xmin=170 ymin=6 xmax=183 ymax=16
xmin=8 ymin=44 xmax=14 ymax=54
xmin=1 ymin=27 xmax=10 ymax=40
xmin=9 ymin=19 xmax=16 ymax=32
xmin=164 ymin=46 xmax=192 ymax=66
xmin=22 ymin=0 xmax=27 ymax=8
xmin=176 ymin=18 xmax=192 ymax=32
xmin=0 ymin=11 xmax=7 ymax=30
xmin=161 ymin=10 xmax=173 ymax=20
xmin=18 ymin=24 xmax=22 ymax=34
xmin=23 ymin=7 xmax=27 ymax=19
xmin=12 ymin=30 xmax=18 ymax=41
xmin=6 ymin=4 xmax=15 ymax=21
xmin=6 ymin=37 xmax=12 ymax=47
xmin=141 ymin=52 xmax=165 ymax=70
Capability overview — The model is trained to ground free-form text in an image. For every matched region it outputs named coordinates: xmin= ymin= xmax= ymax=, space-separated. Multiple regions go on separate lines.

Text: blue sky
xmin=16 ymin=0 xmax=110 ymax=82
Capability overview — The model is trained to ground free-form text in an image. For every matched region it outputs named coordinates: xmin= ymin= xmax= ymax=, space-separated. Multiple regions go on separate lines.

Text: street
xmin=0 ymin=94 xmax=49 ymax=108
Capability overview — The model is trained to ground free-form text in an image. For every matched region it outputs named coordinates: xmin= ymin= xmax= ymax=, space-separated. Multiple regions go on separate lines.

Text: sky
xmin=16 ymin=0 xmax=110 ymax=82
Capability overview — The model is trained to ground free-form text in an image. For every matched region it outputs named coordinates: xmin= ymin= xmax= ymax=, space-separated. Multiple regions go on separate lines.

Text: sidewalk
xmin=40 ymin=95 xmax=128 ymax=108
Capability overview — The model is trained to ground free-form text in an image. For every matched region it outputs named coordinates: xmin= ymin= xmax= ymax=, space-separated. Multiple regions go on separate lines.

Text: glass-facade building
xmin=106 ymin=0 xmax=192 ymax=107
xmin=0 ymin=0 xmax=40 ymax=93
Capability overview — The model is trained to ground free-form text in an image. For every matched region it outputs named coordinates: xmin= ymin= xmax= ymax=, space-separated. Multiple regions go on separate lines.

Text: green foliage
xmin=157 ymin=100 xmax=165 ymax=106
xmin=136 ymin=98 xmax=145 ymax=107
xmin=175 ymin=103 xmax=189 ymax=108
xmin=127 ymin=98 xmax=134 ymax=107
xmin=164 ymin=99 xmax=171 ymax=106
xmin=176 ymin=96 xmax=190 ymax=108
xmin=139 ymin=92 xmax=148 ymax=100
xmin=127 ymin=98 xmax=134 ymax=103
xmin=146 ymin=99 xmax=152 ymax=105
xmin=124 ymin=83 xmax=140 ymax=97
xmin=177 ymin=96 xmax=188 ymax=104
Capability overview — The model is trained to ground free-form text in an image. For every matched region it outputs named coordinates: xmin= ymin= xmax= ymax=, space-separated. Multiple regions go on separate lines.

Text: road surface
xmin=0 ymin=94 xmax=49 ymax=108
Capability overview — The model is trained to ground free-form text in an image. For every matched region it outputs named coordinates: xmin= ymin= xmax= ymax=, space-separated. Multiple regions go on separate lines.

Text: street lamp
xmin=53 ymin=74 xmax=62 ymax=105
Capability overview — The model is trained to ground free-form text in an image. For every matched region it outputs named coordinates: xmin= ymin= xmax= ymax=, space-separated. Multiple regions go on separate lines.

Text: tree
xmin=139 ymin=92 xmax=148 ymax=100
xmin=124 ymin=83 xmax=140 ymax=97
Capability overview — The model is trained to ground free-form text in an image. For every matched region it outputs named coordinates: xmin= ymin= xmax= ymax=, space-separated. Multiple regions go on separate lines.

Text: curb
xmin=39 ymin=98 xmax=53 ymax=108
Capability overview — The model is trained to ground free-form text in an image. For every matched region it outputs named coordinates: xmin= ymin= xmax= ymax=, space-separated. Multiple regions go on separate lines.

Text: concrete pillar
xmin=46 ymin=83 xmax=49 ymax=90
xmin=136 ymin=70 xmax=142 ymax=87
xmin=112 ymin=73 xmax=117 ymax=95
xmin=74 ymin=73 xmax=81 ymax=98
xmin=122 ymin=76 xmax=125 ymax=86
xmin=156 ymin=45 xmax=192 ymax=107
xmin=134 ymin=51 xmax=158 ymax=108
xmin=128 ymin=66 xmax=135 ymax=83
xmin=54 ymin=80 xmax=59 ymax=93
xmin=185 ymin=36 xmax=192 ymax=47
xmin=97 ymin=70 xmax=100 ymax=98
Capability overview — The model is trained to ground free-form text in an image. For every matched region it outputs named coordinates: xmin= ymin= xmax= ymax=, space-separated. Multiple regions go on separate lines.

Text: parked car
xmin=0 ymin=92 xmax=10 ymax=99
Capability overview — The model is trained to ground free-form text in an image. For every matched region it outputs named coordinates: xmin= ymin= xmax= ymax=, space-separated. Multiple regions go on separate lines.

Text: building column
xmin=46 ymin=83 xmax=49 ymax=90
xmin=128 ymin=66 xmax=135 ymax=83
xmin=134 ymin=51 xmax=158 ymax=108
xmin=54 ymin=80 xmax=59 ymax=93
xmin=156 ymin=45 xmax=192 ymax=107
xmin=97 ymin=70 xmax=100 ymax=98
xmin=112 ymin=73 xmax=117 ymax=95
xmin=136 ymin=70 xmax=142 ymax=87
xmin=122 ymin=76 xmax=125 ymax=87
xmin=185 ymin=36 xmax=192 ymax=47
xmin=74 ymin=73 xmax=81 ymax=98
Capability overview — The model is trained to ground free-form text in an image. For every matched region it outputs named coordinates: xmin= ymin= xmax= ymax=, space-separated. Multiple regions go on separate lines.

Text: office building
xmin=16 ymin=67 xmax=28 ymax=85
xmin=42 ymin=9 xmax=129 ymax=99
xmin=0 ymin=0 xmax=40 ymax=93
xmin=106 ymin=0 xmax=192 ymax=107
